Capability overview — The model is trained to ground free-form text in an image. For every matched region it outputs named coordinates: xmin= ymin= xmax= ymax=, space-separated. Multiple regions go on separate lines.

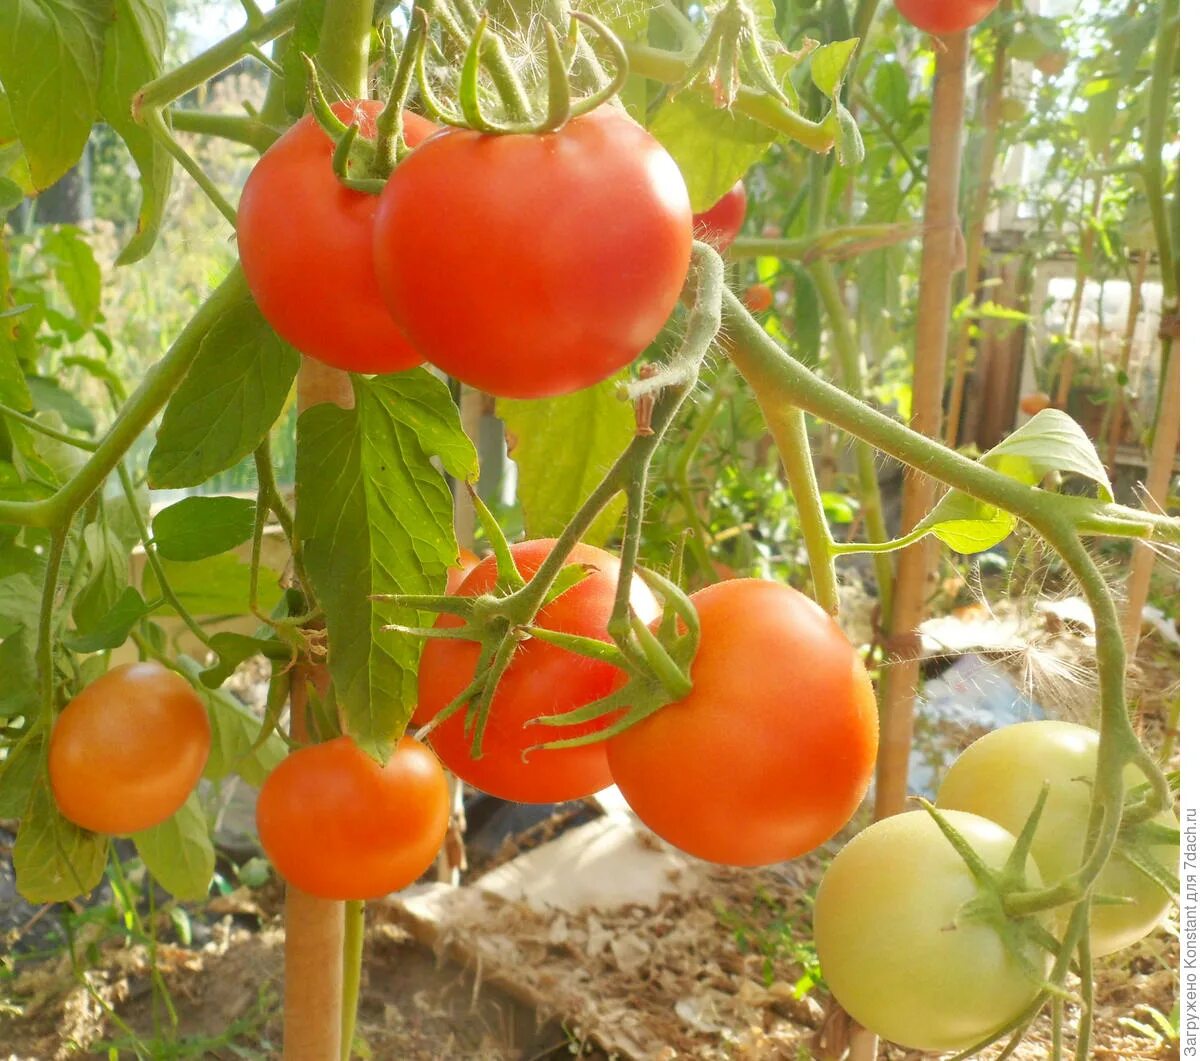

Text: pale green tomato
xmin=936 ymin=720 xmax=1177 ymax=957
xmin=814 ymin=810 xmax=1049 ymax=1053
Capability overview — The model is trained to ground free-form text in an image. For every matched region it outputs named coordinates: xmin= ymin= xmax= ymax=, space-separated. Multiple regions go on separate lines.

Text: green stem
xmin=36 ymin=527 xmax=70 ymax=719
xmin=169 ymin=109 xmax=280 ymax=152
xmin=0 ymin=404 xmax=98 ymax=451
xmin=806 ymin=259 xmax=894 ymax=616
xmin=253 ymin=439 xmax=296 ymax=543
xmin=135 ymin=0 xmax=300 ymax=113
xmin=756 ymin=400 xmax=838 ymax=615
xmin=144 ymin=108 xmax=239 ymax=227
xmin=118 ymin=463 xmax=214 ymax=651
xmin=1141 ymin=0 xmax=1179 ymax=303
xmin=831 ymin=528 xmax=926 ymax=555
xmin=852 ymin=89 xmax=925 ymax=180
xmin=340 ymin=900 xmax=365 ymax=1061
xmin=316 ymin=0 xmax=374 ymax=95
xmin=0 ymin=270 xmax=249 ymax=529
xmin=625 ymin=43 xmax=834 ymax=153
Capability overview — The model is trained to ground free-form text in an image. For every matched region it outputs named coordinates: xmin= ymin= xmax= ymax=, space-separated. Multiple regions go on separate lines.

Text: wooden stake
xmin=874 ymin=31 xmax=970 ymax=822
xmin=1103 ymin=253 xmax=1148 ymax=475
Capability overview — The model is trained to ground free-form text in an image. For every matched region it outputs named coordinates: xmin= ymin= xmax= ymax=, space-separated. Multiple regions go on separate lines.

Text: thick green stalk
xmin=317 ymin=0 xmax=374 ymax=96
xmin=807 ymin=259 xmax=894 ymax=616
xmin=135 ymin=0 xmax=300 ymax=113
xmin=169 ymin=109 xmax=280 ymax=152
xmin=0 ymin=270 xmax=249 ymax=529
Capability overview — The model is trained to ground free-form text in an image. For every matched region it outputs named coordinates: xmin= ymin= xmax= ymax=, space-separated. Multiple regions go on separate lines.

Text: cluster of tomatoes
xmin=815 ymin=720 xmax=1179 ymax=1053
xmin=236 ymin=101 xmax=770 ymax=401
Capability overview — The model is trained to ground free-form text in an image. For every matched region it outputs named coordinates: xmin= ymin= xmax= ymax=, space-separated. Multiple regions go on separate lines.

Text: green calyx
xmin=673 ymin=0 xmax=792 ymax=110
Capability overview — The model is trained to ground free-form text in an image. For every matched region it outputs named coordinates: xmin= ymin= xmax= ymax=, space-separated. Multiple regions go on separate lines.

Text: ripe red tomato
xmin=894 ymin=0 xmax=1000 ymax=34
xmin=607 ymin=580 xmax=878 ymax=865
xmin=414 ymin=539 xmax=660 ymax=803
xmin=256 ymin=735 xmax=448 ymax=900
xmin=692 ymin=181 xmax=747 ymax=253
xmin=743 ymin=283 xmax=772 ymax=313
xmin=446 ymin=548 xmax=480 ymax=594
xmin=374 ymin=108 xmax=693 ymax=398
xmin=237 ymin=100 xmax=437 ymax=373
xmin=49 ymin=662 xmax=211 ymax=835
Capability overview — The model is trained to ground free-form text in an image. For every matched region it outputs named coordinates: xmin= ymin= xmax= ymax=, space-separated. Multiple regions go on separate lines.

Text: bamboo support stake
xmin=1054 ymin=180 xmax=1104 ymax=411
xmin=1121 ymin=331 xmax=1179 ymax=650
xmin=873 ymin=31 xmax=969 ymax=822
xmin=944 ymin=32 xmax=1007 ymax=448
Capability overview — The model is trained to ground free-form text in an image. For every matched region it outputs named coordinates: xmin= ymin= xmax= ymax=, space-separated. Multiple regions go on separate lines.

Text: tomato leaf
xmin=0 ymin=92 xmax=35 ymax=196
xmin=98 ymin=0 xmax=172 ymax=264
xmin=0 ymin=0 xmax=112 ymax=191
xmin=24 ymin=376 xmax=96 ymax=433
xmin=0 ymin=732 xmax=42 ymax=818
xmin=40 ymin=226 xmax=102 ymax=330
xmin=71 ymin=523 xmax=129 ymax=635
xmin=651 ymin=91 xmax=777 ymax=212
xmin=142 ymin=552 xmax=281 ymax=618
xmin=0 ymin=334 xmax=30 ymax=409
xmin=810 ymin=38 xmax=859 ymax=100
xmin=13 ymin=778 xmax=108 ymax=903
xmin=148 ymin=286 xmax=300 ymax=489
xmin=64 ymin=586 xmax=151 ymax=652
xmin=152 ymin=496 xmax=258 ymax=561
xmin=133 ymin=794 xmax=214 ymax=901
xmin=0 ymin=629 xmax=38 ymax=720
xmin=0 ymin=545 xmax=44 ymax=639
xmin=199 ymin=629 xmax=291 ymax=688
xmin=176 ymin=656 xmax=287 ymax=787
xmin=496 ymin=380 xmax=633 ymax=548
xmin=296 ymin=369 xmax=476 ymax=758
xmin=914 ymin=411 xmax=1111 ymax=555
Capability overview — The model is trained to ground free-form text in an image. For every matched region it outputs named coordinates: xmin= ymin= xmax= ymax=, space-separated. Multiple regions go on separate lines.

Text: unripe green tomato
xmin=936 ymin=720 xmax=1178 ymax=957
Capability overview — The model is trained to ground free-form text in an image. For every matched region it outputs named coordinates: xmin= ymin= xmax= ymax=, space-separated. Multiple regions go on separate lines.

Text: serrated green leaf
xmin=651 ymin=91 xmax=777 ymax=212
xmin=0 ymin=732 xmax=42 ymax=818
xmin=810 ymin=38 xmax=859 ymax=100
xmin=41 ymin=225 xmax=101 ymax=329
xmin=63 ymin=585 xmax=150 ymax=652
xmin=0 ymin=0 xmax=112 ymax=191
xmin=496 ymin=380 xmax=634 ymax=547
xmin=152 ymin=496 xmax=257 ymax=561
xmin=0 ymin=629 xmax=38 ymax=720
xmin=72 ymin=523 xmax=128 ymax=634
xmin=175 ymin=656 xmax=286 ymax=787
xmin=148 ymin=286 xmax=300 ymax=489
xmin=199 ymin=629 xmax=290 ymax=688
xmin=99 ymin=0 xmax=173 ymax=264
xmin=296 ymin=369 xmax=476 ymax=757
xmin=143 ymin=552 xmax=281 ymax=617
xmin=13 ymin=778 xmax=107 ymax=902
xmin=133 ymin=794 xmax=214 ymax=900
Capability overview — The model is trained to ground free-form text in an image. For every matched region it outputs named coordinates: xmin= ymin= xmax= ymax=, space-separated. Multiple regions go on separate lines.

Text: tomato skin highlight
xmin=894 ymin=0 xmax=1000 ymax=34
xmin=237 ymin=100 xmax=437 ymax=373
xmin=936 ymin=720 xmax=1178 ymax=957
xmin=815 ymin=810 xmax=1050 ymax=1053
xmin=256 ymin=735 xmax=448 ymax=900
xmin=374 ymin=108 xmax=694 ymax=399
xmin=607 ymin=579 xmax=878 ymax=866
xmin=414 ymin=540 xmax=660 ymax=803
xmin=49 ymin=661 xmax=211 ymax=835
xmin=692 ymin=181 xmax=748 ymax=252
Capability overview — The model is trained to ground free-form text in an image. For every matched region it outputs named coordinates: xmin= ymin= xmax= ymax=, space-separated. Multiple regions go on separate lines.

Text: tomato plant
xmin=692 ymin=181 xmax=748 ymax=253
xmin=256 ymin=735 xmax=448 ymax=900
xmin=48 ymin=662 xmax=211 ymax=835
xmin=414 ymin=540 xmax=660 ymax=803
xmin=373 ymin=108 xmax=694 ymax=398
xmin=936 ymin=720 xmax=1178 ymax=956
xmin=445 ymin=547 xmax=480 ymax=594
xmin=814 ymin=810 xmax=1050 ymax=1053
xmin=893 ymin=0 xmax=1001 ymax=34
xmin=237 ymin=100 xmax=437 ymax=373
xmin=607 ymin=580 xmax=878 ymax=866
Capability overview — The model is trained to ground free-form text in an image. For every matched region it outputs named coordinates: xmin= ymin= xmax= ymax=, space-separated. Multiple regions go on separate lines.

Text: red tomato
xmin=894 ymin=0 xmax=1000 ymax=33
xmin=414 ymin=539 xmax=660 ymax=803
xmin=256 ymin=735 xmax=448 ymax=900
xmin=608 ymin=580 xmax=878 ymax=865
xmin=374 ymin=108 xmax=693 ymax=398
xmin=692 ymin=181 xmax=747 ymax=252
xmin=1020 ymin=392 xmax=1052 ymax=416
xmin=743 ymin=283 xmax=773 ymax=313
xmin=49 ymin=662 xmax=211 ymax=835
xmin=237 ymin=100 xmax=437 ymax=373
xmin=446 ymin=548 xmax=480 ymax=594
